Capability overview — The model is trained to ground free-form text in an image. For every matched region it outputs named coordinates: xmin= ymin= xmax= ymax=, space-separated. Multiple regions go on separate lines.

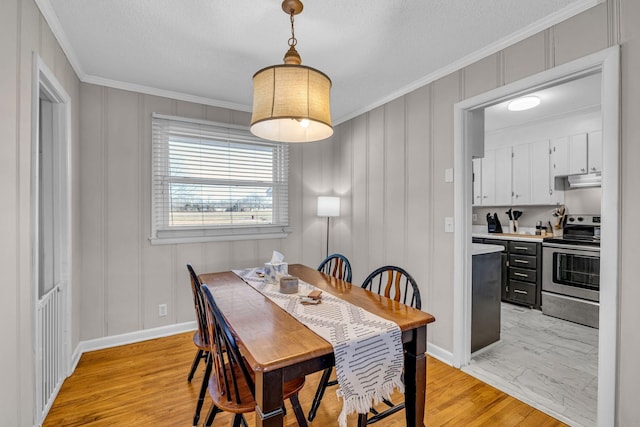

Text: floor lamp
xmin=317 ymin=196 xmax=340 ymax=258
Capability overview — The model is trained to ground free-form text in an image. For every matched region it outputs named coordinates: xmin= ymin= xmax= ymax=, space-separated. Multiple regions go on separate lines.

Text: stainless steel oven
xmin=542 ymin=215 xmax=600 ymax=328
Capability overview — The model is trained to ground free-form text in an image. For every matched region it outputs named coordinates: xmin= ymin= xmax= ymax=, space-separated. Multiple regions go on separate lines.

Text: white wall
xmin=0 ymin=0 xmax=81 ymax=424
xmin=3 ymin=0 xmax=640 ymax=425
xmin=78 ymin=85 xmax=337 ymax=339
xmin=330 ymin=2 xmax=639 ymax=424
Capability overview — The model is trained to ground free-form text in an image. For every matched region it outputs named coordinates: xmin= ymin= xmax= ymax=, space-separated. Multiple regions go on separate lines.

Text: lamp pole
xmin=317 ymin=196 xmax=340 ymax=259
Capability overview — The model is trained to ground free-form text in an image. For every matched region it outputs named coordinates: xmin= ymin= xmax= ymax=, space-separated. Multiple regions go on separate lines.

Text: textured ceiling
xmin=42 ymin=0 xmax=599 ymax=124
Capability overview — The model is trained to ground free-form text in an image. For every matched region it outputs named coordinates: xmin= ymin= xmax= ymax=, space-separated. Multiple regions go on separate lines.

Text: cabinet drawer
xmin=509 ymin=267 xmax=537 ymax=283
xmin=508 ymin=280 xmax=536 ymax=305
xmin=508 ymin=241 xmax=538 ymax=255
xmin=509 ymin=254 xmax=537 ymax=269
xmin=483 ymin=239 xmax=508 ymax=252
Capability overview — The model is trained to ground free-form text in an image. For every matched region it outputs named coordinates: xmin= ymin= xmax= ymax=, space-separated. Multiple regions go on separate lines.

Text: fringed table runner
xmin=233 ymin=268 xmax=404 ymax=427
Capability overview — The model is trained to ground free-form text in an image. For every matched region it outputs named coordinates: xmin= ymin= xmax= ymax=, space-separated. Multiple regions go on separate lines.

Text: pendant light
xmin=250 ymin=0 xmax=333 ymax=143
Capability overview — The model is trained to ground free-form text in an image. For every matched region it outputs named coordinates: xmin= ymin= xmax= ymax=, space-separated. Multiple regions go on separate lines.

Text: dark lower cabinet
xmin=473 ymin=237 xmax=542 ymax=309
xmin=471 ymin=251 xmax=502 ymax=353
xmin=506 ymin=240 xmax=541 ymax=308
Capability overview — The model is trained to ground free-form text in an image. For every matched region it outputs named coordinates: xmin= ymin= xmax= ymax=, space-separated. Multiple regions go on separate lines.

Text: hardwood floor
xmin=44 ymin=332 xmax=567 ymax=426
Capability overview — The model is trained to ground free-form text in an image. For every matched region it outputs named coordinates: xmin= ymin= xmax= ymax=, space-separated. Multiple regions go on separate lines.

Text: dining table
xmin=198 ymin=263 xmax=436 ymax=427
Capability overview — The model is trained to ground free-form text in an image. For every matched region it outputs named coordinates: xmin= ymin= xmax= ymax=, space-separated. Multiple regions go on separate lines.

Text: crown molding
xmin=82 ymin=75 xmax=252 ymax=112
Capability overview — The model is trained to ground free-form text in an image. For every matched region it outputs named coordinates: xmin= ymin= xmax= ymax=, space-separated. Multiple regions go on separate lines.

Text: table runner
xmin=233 ymin=268 xmax=404 ymax=427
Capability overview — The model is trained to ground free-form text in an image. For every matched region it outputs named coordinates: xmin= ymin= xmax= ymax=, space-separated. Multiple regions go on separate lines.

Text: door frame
xmin=32 ymin=53 xmax=72 ymax=424
xmin=453 ymin=46 xmax=619 ymax=427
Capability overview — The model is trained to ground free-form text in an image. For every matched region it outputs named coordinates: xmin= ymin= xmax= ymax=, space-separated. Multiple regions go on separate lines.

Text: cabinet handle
xmin=513 ymin=246 xmax=528 ymax=250
xmin=591 ymin=167 xmax=597 ymax=171
xmin=514 ymin=259 xmax=529 ymax=264
xmin=483 ymin=195 xmax=488 ymax=199
xmin=514 ymin=289 xmax=528 ymax=295
xmin=514 ymin=272 xmax=529 ymax=278
xmin=581 ymin=168 xmax=586 ymax=172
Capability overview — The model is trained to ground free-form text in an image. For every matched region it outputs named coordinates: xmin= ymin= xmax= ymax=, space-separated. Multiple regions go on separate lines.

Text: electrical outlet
xmin=472 ymin=213 xmax=478 ymax=222
xmin=159 ymin=304 xmax=168 ymax=317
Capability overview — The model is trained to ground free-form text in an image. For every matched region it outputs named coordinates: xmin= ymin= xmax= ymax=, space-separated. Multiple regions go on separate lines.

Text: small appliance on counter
xmin=486 ymin=213 xmax=503 ymax=233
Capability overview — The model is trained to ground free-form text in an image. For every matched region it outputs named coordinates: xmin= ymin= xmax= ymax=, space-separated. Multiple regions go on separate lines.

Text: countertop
xmin=472 ymin=232 xmax=551 ymax=243
xmin=472 ymin=243 xmax=505 ymax=255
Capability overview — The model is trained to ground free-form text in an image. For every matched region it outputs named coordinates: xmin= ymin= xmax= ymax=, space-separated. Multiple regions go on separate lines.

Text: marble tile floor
xmin=463 ymin=302 xmax=598 ymax=427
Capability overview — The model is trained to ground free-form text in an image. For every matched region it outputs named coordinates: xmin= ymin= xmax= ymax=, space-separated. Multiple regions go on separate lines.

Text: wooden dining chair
xmin=200 ymin=284 xmax=309 ymax=427
xmin=317 ymin=253 xmax=353 ymax=282
xmin=306 ymin=254 xmax=353 ymax=422
xmin=357 ymin=265 xmax=422 ymax=426
xmin=186 ymin=264 xmax=213 ymax=427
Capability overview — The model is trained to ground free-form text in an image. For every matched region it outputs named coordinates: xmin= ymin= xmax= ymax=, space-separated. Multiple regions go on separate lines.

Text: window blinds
xmin=151 ymin=114 xmax=289 ymax=243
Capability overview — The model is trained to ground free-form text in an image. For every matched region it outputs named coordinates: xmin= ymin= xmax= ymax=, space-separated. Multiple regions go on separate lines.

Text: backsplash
xmin=473 ymin=186 xmax=601 ymax=230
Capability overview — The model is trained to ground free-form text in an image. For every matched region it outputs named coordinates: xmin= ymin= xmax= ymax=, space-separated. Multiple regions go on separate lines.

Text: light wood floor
xmin=44 ymin=332 xmax=567 ymax=426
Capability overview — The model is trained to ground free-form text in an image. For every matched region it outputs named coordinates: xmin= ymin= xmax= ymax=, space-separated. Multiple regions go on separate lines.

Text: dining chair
xmin=317 ymin=253 xmax=353 ymax=282
xmin=307 ymin=254 xmax=353 ymax=422
xmin=200 ymin=284 xmax=309 ymax=427
xmin=186 ymin=264 xmax=214 ymax=427
xmin=357 ymin=265 xmax=422 ymax=426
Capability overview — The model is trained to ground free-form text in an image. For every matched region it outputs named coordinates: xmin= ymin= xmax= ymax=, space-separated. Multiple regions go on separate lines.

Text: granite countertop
xmin=472 ymin=243 xmax=505 ymax=255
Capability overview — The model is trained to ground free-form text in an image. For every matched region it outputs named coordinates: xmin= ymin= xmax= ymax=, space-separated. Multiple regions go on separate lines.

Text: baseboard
xmin=426 ymin=342 xmax=454 ymax=366
xmin=72 ymin=321 xmax=197 ymax=359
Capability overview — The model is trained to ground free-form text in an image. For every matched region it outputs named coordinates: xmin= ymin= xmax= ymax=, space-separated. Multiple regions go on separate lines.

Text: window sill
xmin=149 ymin=226 xmax=291 ymax=245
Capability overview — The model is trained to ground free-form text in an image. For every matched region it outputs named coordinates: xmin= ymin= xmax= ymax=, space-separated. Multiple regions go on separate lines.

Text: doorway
xmin=453 ymin=46 xmax=619 ymax=427
xmin=32 ymin=55 xmax=72 ymax=425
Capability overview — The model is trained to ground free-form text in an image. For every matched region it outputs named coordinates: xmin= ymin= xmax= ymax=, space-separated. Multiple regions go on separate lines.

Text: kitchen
xmin=467 ymin=72 xmax=602 ymax=427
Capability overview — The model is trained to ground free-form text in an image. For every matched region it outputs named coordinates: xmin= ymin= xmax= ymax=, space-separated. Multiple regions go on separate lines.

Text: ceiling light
xmin=250 ymin=0 xmax=333 ymax=143
xmin=507 ymin=96 xmax=541 ymax=111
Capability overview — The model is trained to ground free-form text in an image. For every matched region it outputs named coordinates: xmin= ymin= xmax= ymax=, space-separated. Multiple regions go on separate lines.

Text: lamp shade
xmin=251 ymin=64 xmax=333 ymax=143
xmin=317 ymin=196 xmax=340 ymax=217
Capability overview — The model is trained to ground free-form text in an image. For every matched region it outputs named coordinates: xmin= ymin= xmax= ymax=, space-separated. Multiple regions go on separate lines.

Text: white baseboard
xmin=427 ymin=342 xmax=454 ymax=366
xmin=71 ymin=321 xmax=197 ymax=364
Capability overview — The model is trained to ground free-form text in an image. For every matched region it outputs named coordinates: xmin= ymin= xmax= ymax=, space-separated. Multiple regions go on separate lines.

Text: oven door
xmin=542 ymin=243 xmax=600 ymax=302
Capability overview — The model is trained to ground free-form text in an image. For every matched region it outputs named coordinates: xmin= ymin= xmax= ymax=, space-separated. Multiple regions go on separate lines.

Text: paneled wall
xmin=0 ymin=0 xmax=81 ymax=424
xmin=78 ymin=85 xmax=337 ymax=339
xmin=327 ymin=3 xmax=640 ymax=410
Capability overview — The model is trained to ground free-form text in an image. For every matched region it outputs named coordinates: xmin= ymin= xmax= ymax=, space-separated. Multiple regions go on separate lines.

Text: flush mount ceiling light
xmin=250 ymin=0 xmax=333 ymax=143
xmin=507 ymin=96 xmax=541 ymax=111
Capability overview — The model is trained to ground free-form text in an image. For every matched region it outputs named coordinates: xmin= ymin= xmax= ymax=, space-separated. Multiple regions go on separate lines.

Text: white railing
xmin=36 ymin=284 xmax=65 ymax=424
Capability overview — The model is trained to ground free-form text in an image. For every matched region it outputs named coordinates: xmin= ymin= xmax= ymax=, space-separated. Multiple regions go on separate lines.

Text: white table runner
xmin=233 ymin=268 xmax=404 ymax=427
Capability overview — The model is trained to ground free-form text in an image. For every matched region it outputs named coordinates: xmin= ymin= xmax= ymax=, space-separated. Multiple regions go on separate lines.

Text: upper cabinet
xmin=512 ymin=143 xmax=532 ymax=204
xmin=551 ymin=132 xmax=601 ymax=176
xmin=587 ymin=130 xmax=602 ymax=173
xmin=473 ymin=147 xmax=512 ymax=206
xmin=513 ymin=140 xmax=563 ymax=206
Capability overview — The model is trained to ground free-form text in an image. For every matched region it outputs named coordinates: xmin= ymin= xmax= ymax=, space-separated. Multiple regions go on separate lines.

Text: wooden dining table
xmin=199 ymin=264 xmax=436 ymax=427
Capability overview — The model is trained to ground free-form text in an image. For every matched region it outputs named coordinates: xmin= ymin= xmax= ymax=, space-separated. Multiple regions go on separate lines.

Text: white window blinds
xmin=151 ymin=114 xmax=289 ymax=244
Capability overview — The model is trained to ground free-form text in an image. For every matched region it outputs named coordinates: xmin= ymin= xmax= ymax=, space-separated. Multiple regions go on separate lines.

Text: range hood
xmin=567 ymin=172 xmax=601 ymax=188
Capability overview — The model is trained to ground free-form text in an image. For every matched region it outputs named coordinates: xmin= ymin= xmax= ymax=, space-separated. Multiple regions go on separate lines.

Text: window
xmin=151 ymin=114 xmax=289 ymax=244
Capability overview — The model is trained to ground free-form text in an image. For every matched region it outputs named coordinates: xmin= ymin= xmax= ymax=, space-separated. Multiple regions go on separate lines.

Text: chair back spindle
xmin=318 ymin=253 xmax=352 ymax=282
xmin=362 ymin=266 xmax=421 ymax=310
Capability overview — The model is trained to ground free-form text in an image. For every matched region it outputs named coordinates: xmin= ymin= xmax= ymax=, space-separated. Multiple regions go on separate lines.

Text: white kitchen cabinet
xmin=551 ymin=133 xmax=588 ymax=176
xmin=493 ymin=147 xmax=512 ymax=206
xmin=569 ymin=133 xmax=588 ymax=174
xmin=531 ymin=140 xmax=564 ymax=204
xmin=472 ymin=158 xmax=482 ymax=206
xmin=480 ymin=150 xmax=496 ymax=205
xmin=512 ymin=143 xmax=532 ymax=204
xmin=473 ymin=147 xmax=511 ymax=206
xmin=588 ymin=130 xmax=602 ymax=173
